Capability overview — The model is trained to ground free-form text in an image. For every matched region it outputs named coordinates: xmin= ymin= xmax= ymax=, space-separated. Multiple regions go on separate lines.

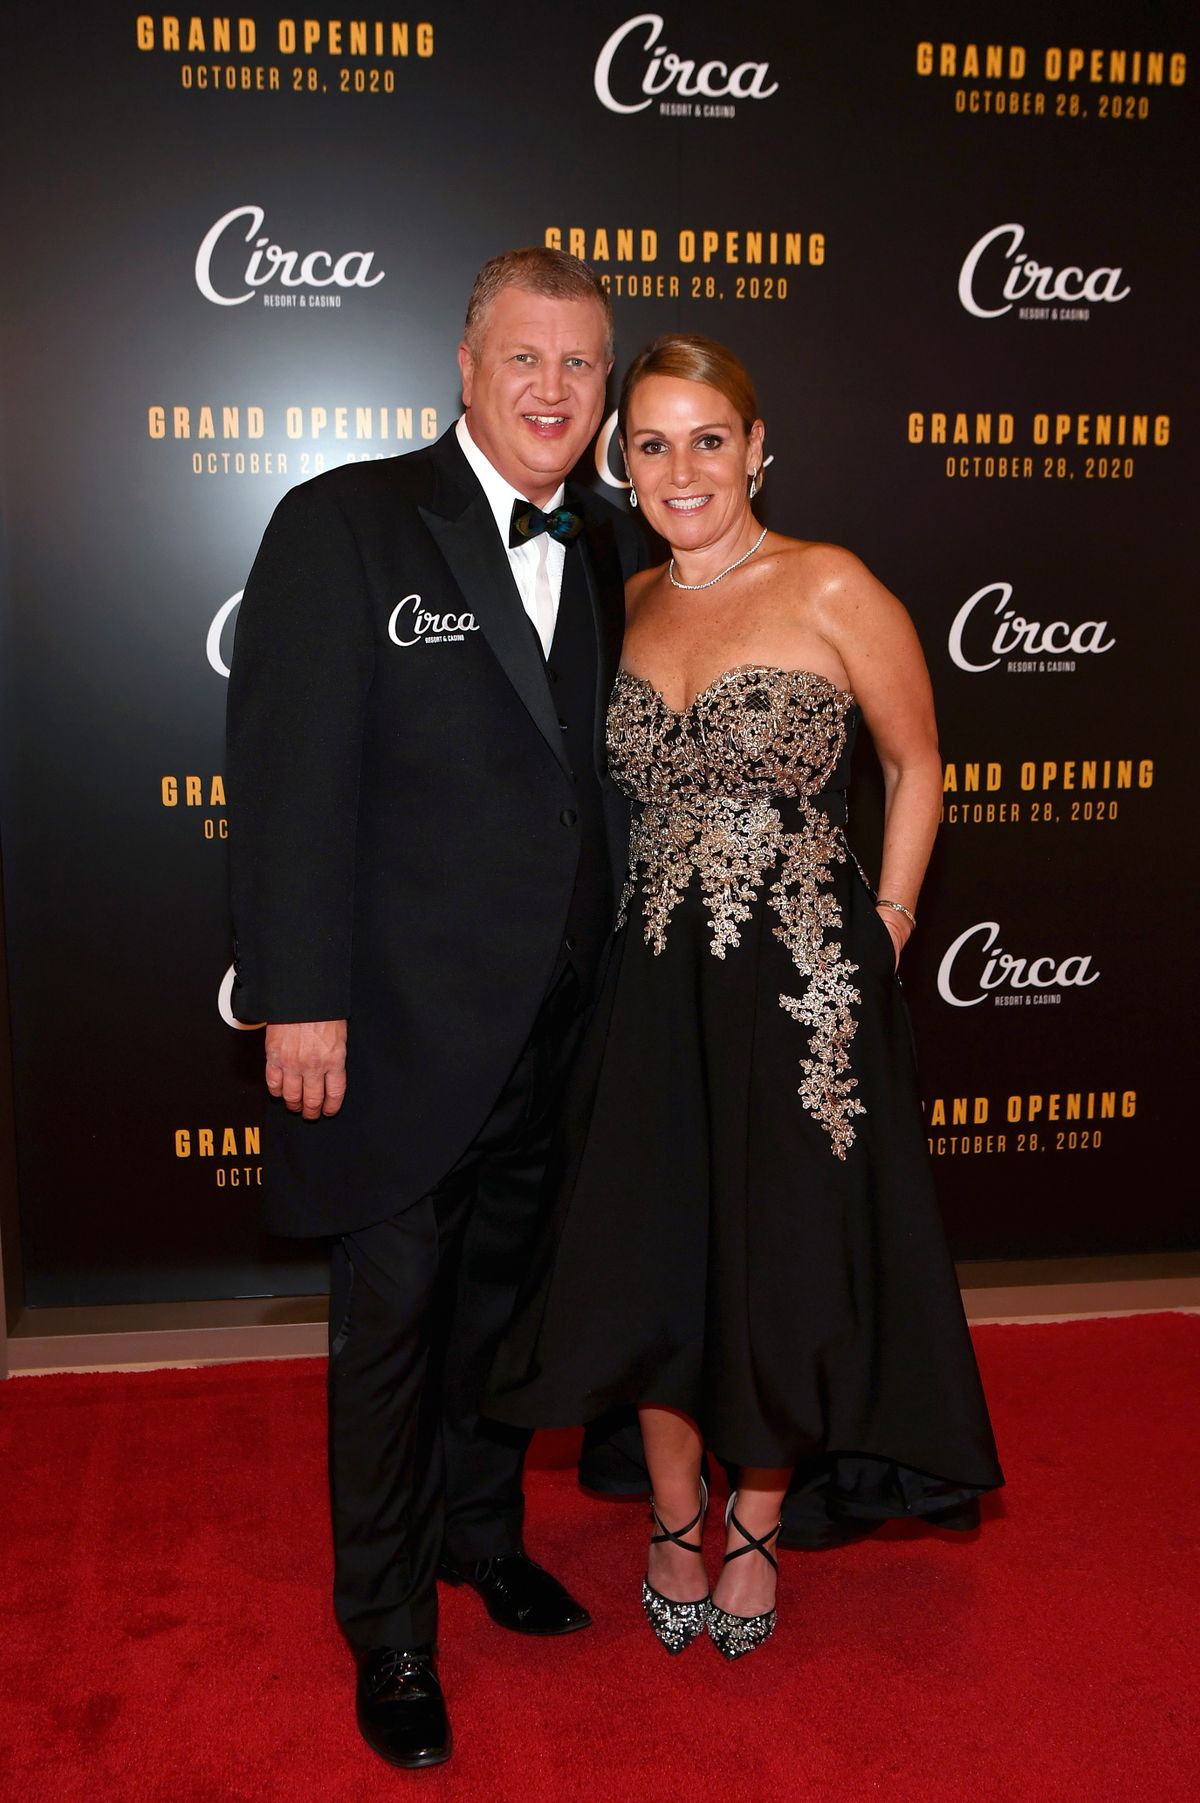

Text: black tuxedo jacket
xmin=226 ymin=426 xmax=645 ymax=1237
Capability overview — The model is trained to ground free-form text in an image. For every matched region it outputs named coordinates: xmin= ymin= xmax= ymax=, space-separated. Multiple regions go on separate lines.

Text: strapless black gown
xmin=488 ymin=667 xmax=1003 ymax=1517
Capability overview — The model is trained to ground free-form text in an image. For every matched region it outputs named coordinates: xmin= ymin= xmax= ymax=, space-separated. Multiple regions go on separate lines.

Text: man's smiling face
xmin=458 ymin=286 xmax=612 ymax=505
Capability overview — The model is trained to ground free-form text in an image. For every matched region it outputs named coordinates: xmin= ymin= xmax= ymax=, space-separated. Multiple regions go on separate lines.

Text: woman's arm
xmin=809 ymin=549 xmax=942 ymax=964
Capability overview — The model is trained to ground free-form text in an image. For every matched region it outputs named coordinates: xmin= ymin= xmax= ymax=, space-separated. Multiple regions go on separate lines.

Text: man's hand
xmin=264 ymin=1020 xmax=348 ymax=1119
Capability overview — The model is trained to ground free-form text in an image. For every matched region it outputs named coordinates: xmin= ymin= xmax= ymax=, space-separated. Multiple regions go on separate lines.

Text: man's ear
xmin=457 ymin=341 xmax=474 ymax=408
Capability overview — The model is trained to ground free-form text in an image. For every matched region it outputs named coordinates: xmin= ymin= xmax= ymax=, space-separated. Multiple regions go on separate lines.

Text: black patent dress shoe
xmin=438 ymin=1551 xmax=592 ymax=1636
xmin=356 ymin=1645 xmax=450 ymax=1769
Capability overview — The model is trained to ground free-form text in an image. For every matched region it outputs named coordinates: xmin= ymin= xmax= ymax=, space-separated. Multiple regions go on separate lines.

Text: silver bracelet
xmin=877 ymin=898 xmax=917 ymax=929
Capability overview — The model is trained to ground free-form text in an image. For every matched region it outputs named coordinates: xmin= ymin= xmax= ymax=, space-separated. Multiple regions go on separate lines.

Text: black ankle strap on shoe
xmin=650 ymin=1478 xmax=708 ymax=1555
xmin=723 ymin=1504 xmax=781 ymax=1573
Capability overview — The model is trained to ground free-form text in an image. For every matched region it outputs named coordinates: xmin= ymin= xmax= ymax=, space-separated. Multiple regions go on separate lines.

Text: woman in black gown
xmin=487 ymin=334 xmax=1003 ymax=1660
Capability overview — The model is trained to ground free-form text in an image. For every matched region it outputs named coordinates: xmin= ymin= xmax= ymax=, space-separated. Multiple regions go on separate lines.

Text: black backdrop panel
xmin=0 ymin=2 xmax=1194 ymax=1304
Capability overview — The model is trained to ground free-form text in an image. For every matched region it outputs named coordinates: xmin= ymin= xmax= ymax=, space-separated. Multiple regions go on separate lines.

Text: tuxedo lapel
xmin=419 ymin=439 xmax=571 ymax=778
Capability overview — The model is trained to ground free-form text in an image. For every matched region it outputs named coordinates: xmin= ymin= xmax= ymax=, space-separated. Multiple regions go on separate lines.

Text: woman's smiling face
xmin=623 ymin=374 xmax=763 ymax=555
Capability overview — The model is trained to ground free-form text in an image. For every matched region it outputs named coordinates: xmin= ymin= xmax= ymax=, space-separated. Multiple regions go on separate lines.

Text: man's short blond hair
xmin=464 ymin=246 xmax=614 ymax=359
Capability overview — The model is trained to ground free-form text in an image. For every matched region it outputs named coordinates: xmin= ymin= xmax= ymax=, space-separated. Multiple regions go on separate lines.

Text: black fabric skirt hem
xmin=485 ymin=1379 xmax=1003 ymax=1505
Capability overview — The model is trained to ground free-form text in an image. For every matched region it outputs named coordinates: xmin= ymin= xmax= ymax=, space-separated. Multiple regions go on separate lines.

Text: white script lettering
xmin=958 ymin=223 xmax=1130 ymax=319
xmin=207 ymin=590 xmax=243 ymax=678
xmin=948 ymin=581 xmax=1115 ymax=673
xmin=195 ymin=206 xmax=385 ymax=307
xmin=938 ymin=921 xmax=1100 ymax=1007
xmin=388 ymin=594 xmax=479 ymax=648
xmin=594 ymin=14 xmax=778 ymax=114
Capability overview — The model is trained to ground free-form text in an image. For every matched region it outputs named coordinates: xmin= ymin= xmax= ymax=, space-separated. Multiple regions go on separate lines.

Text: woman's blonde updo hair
xmin=618 ymin=333 xmax=759 ymax=442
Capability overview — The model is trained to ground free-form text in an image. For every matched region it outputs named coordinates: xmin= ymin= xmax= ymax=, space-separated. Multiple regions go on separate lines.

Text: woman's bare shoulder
xmin=766 ymin=536 xmax=872 ymax=591
xmin=767 ymin=537 xmax=899 ymax=622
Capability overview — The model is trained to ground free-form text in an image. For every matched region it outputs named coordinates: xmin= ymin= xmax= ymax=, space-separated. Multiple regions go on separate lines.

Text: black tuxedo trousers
xmin=329 ymin=963 xmax=587 ymax=1651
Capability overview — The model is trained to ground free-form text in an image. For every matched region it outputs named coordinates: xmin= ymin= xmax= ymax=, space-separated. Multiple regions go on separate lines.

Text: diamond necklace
xmin=667 ymin=525 xmax=769 ymax=592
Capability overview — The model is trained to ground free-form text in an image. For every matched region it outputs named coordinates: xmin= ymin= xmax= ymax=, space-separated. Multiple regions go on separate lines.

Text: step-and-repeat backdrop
xmin=1 ymin=3 xmax=1194 ymax=1305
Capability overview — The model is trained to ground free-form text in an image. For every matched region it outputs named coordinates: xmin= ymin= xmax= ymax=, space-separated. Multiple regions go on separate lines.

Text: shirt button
xmin=560 ymin=808 xmax=578 ymax=826
xmin=564 ymin=935 xmax=577 ymax=953
xmin=559 ymin=719 xmax=569 ymax=731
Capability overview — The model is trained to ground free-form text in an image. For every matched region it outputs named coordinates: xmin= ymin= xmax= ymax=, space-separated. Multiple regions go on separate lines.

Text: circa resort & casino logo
xmin=195 ymin=205 xmax=386 ymax=308
xmin=958 ymin=223 xmax=1130 ymax=321
xmin=948 ymin=581 xmax=1115 ymax=674
xmin=937 ymin=921 xmax=1099 ymax=1008
xmin=594 ymin=13 xmax=779 ymax=116
xmin=207 ymin=590 xmax=242 ymax=677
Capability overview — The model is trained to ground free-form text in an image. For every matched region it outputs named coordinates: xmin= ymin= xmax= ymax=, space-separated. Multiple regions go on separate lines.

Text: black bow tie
xmin=509 ymin=500 xmax=583 ymax=549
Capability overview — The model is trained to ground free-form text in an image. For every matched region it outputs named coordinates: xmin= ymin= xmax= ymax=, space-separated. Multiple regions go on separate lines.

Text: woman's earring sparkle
xmin=627 ymin=480 xmax=639 ymax=510
xmin=748 ymin=468 xmax=762 ymax=500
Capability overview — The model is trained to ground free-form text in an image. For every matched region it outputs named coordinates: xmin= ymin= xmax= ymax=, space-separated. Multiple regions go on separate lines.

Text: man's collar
xmin=455 ymin=416 xmax=565 ymax=548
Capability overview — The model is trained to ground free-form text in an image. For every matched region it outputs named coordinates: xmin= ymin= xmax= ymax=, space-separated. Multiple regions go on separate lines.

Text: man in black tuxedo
xmin=226 ymin=248 xmax=645 ymax=1769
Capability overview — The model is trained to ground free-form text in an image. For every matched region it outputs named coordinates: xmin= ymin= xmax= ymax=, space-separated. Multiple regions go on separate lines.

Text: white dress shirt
xmin=456 ymin=414 xmax=567 ymax=657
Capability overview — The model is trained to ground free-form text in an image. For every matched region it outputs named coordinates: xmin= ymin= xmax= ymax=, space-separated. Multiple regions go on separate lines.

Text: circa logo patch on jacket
xmin=387 ymin=593 xmax=480 ymax=648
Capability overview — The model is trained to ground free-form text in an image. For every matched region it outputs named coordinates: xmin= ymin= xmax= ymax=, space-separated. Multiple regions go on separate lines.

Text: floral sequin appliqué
xmin=609 ymin=666 xmax=866 ymax=1159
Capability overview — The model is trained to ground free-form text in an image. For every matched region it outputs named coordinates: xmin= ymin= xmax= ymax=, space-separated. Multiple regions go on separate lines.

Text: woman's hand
xmin=876 ymin=907 xmax=912 ymax=970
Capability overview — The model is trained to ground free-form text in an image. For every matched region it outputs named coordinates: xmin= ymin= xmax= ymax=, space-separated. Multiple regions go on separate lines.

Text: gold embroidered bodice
xmin=607 ymin=665 xmax=866 ymax=1158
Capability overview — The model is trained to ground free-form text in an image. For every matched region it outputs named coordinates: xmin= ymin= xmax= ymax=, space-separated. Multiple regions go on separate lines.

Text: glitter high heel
xmin=707 ymin=1490 xmax=781 ymax=1661
xmin=642 ymin=1476 xmax=710 ymax=1654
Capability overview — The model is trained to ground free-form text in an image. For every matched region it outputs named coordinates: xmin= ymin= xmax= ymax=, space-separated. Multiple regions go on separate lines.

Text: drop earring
xmin=627 ymin=477 xmax=639 ymax=509
xmin=748 ymin=468 xmax=762 ymax=500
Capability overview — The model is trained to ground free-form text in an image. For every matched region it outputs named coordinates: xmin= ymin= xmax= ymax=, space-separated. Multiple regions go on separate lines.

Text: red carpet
xmin=1 ymin=1315 xmax=1197 ymax=1802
